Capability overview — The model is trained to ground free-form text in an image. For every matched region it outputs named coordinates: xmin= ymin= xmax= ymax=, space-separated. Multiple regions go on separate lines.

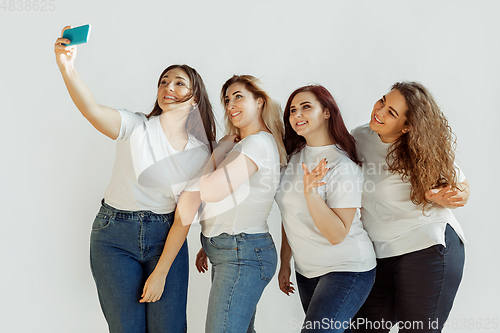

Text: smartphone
xmin=62 ymin=24 xmax=91 ymax=46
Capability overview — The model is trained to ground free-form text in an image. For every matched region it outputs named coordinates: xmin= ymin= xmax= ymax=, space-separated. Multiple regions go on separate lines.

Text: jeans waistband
xmin=205 ymin=232 xmax=272 ymax=240
xmin=100 ymin=199 xmax=174 ymax=220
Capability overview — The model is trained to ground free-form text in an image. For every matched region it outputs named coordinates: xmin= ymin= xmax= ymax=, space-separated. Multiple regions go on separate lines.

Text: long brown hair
xmin=221 ymin=75 xmax=286 ymax=166
xmin=386 ymin=81 xmax=458 ymax=211
xmin=147 ymin=64 xmax=216 ymax=152
xmin=283 ymin=85 xmax=361 ymax=166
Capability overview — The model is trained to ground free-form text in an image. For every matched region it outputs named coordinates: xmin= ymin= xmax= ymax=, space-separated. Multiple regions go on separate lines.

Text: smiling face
xmin=369 ymin=89 xmax=410 ymax=143
xmin=289 ymin=91 xmax=330 ymax=140
xmin=157 ymin=68 xmax=193 ymax=111
xmin=224 ymin=82 xmax=263 ymax=130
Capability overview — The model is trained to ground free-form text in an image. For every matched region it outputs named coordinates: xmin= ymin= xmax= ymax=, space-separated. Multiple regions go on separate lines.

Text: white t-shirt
xmin=275 ymin=145 xmax=377 ymax=279
xmin=103 ymin=109 xmax=210 ymax=214
xmin=200 ymin=132 xmax=280 ymax=237
xmin=352 ymin=124 xmax=466 ymax=259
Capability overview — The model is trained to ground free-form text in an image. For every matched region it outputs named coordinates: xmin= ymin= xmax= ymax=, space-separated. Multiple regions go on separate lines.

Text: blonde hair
xmin=221 ymin=75 xmax=286 ymax=166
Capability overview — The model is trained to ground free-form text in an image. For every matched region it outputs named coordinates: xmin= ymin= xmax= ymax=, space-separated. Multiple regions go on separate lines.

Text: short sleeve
xmin=455 ymin=164 xmax=466 ymax=183
xmin=234 ymin=134 xmax=270 ymax=170
xmin=116 ymin=109 xmax=147 ymax=140
xmin=324 ymin=162 xmax=363 ymax=209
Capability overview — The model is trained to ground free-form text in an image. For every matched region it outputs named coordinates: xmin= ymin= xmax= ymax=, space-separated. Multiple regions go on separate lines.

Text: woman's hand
xmin=140 ymin=270 xmax=167 ymax=303
xmin=216 ymin=134 xmax=239 ymax=154
xmin=195 ymin=247 xmax=208 ymax=273
xmin=425 ymin=185 xmax=465 ymax=208
xmin=54 ymin=26 xmax=77 ymax=71
xmin=278 ymin=264 xmax=295 ymax=296
xmin=302 ymin=158 xmax=329 ymax=195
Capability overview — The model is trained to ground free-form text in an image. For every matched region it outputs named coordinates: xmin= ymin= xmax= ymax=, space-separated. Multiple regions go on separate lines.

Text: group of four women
xmin=55 ymin=26 xmax=470 ymax=333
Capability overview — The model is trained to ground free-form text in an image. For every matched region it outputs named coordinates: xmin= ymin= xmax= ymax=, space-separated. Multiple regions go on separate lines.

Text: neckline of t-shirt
xmin=305 ymin=143 xmax=340 ymax=151
xmin=368 ymin=126 xmax=392 ymax=146
xmin=239 ymin=130 xmax=272 ymax=142
xmin=152 ymin=116 xmax=194 ymax=153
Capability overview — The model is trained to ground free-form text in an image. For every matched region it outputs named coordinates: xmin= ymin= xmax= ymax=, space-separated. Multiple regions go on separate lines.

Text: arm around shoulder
xmin=200 ymin=135 xmax=259 ymax=202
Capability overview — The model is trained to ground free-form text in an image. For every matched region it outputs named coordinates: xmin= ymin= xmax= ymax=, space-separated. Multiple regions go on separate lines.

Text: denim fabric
xmin=349 ymin=224 xmax=465 ymax=333
xmin=201 ymin=232 xmax=278 ymax=333
xmin=296 ymin=268 xmax=376 ymax=333
xmin=90 ymin=200 xmax=188 ymax=333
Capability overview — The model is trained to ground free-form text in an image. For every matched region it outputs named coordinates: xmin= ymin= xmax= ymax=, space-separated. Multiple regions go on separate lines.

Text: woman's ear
xmin=324 ymin=108 xmax=331 ymax=119
xmin=257 ymin=97 xmax=264 ymax=109
xmin=402 ymin=125 xmax=411 ymax=133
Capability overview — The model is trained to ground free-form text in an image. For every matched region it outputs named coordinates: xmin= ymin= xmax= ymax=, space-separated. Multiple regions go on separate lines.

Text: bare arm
xmin=302 ymin=160 xmax=356 ymax=245
xmin=140 ymin=190 xmax=201 ymax=303
xmin=278 ymin=224 xmax=295 ymax=295
xmin=54 ymin=26 xmax=121 ymax=139
xmin=200 ymin=135 xmax=258 ymax=202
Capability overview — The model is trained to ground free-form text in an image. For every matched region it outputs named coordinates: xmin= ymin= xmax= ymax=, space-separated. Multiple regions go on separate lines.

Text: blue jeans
xmin=201 ymin=232 xmax=278 ymax=333
xmin=90 ymin=200 xmax=188 ymax=333
xmin=296 ymin=268 xmax=376 ymax=333
xmin=349 ymin=224 xmax=465 ymax=333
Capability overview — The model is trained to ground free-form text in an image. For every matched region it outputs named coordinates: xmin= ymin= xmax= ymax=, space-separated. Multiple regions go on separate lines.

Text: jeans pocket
xmin=92 ymin=212 xmax=112 ymax=231
xmin=432 ymin=244 xmax=447 ymax=259
xmin=209 ymin=235 xmax=237 ymax=250
xmin=161 ymin=213 xmax=174 ymax=227
xmin=255 ymin=243 xmax=277 ymax=282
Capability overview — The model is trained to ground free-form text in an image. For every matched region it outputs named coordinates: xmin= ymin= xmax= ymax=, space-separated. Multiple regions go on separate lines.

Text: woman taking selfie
xmin=55 ymin=26 xmax=216 ymax=333
xmin=276 ymin=85 xmax=376 ymax=333
xmin=195 ymin=75 xmax=286 ymax=333
xmin=350 ymin=82 xmax=469 ymax=333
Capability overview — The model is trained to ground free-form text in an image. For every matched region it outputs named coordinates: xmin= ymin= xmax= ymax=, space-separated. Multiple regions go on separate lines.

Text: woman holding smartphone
xmin=194 ymin=75 xmax=286 ymax=333
xmin=54 ymin=26 xmax=216 ymax=333
xmin=350 ymin=82 xmax=469 ymax=333
xmin=276 ymin=85 xmax=376 ymax=333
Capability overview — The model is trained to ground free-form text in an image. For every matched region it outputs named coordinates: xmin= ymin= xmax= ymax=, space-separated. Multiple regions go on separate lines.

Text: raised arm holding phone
xmin=55 ymin=25 xmax=216 ymax=333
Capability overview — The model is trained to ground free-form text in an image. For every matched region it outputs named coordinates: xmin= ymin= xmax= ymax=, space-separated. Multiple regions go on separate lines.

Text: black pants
xmin=349 ymin=224 xmax=465 ymax=333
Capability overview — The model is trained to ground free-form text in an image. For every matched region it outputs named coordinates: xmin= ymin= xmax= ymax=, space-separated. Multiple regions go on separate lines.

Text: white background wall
xmin=1 ymin=0 xmax=499 ymax=332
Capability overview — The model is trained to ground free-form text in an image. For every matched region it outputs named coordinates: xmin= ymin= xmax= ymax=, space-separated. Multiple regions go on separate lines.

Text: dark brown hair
xmin=283 ymin=85 xmax=361 ymax=166
xmin=147 ymin=64 xmax=216 ymax=152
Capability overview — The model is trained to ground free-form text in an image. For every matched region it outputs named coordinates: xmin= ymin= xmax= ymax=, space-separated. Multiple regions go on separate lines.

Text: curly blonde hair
xmin=221 ymin=75 xmax=286 ymax=166
xmin=387 ymin=82 xmax=459 ymax=211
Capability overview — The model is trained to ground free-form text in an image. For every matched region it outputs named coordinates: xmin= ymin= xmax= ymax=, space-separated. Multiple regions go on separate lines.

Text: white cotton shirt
xmin=103 ymin=109 xmax=210 ymax=214
xmin=200 ymin=131 xmax=280 ymax=237
xmin=352 ymin=124 xmax=466 ymax=259
xmin=275 ymin=145 xmax=377 ymax=279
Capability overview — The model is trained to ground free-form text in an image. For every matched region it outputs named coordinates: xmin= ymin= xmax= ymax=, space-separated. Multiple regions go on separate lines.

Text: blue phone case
xmin=62 ymin=24 xmax=91 ymax=46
